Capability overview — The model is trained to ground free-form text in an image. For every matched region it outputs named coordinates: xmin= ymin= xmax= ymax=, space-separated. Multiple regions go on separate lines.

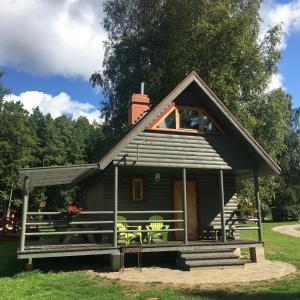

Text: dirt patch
xmin=273 ymin=224 xmax=300 ymax=238
xmin=90 ymin=260 xmax=297 ymax=286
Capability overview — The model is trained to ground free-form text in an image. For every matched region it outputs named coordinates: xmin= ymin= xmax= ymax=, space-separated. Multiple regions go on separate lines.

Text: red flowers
xmin=67 ymin=205 xmax=80 ymax=213
xmin=39 ymin=201 xmax=46 ymax=209
xmin=59 ymin=205 xmax=83 ymax=222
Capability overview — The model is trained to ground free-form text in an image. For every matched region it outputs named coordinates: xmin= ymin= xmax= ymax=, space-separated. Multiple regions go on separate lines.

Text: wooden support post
xmin=219 ymin=170 xmax=226 ymax=243
xmin=250 ymin=246 xmax=265 ymax=263
xmin=254 ymin=172 xmax=263 ymax=242
xmin=110 ymin=253 xmax=121 ymax=272
xmin=26 ymin=257 xmax=33 ymax=271
xmin=114 ymin=166 xmax=118 ymax=247
xmin=20 ymin=177 xmax=29 ymax=252
xmin=182 ymin=168 xmax=188 ymax=244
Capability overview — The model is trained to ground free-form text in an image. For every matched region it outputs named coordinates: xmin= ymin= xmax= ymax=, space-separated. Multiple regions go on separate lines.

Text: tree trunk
xmin=6 ymin=187 xmax=13 ymax=218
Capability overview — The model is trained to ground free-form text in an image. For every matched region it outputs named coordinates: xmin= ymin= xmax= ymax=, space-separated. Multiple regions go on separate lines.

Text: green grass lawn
xmin=0 ymin=222 xmax=299 ymax=300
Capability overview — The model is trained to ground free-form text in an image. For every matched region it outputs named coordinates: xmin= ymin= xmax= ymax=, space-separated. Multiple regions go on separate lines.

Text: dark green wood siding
xmin=113 ymin=132 xmax=254 ymax=171
xmin=86 ymin=176 xmax=103 ymax=210
xmin=85 ymin=167 xmax=238 ymax=230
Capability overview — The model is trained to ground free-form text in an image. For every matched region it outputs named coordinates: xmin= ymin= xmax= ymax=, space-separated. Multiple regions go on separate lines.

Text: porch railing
xmin=20 ymin=210 xmax=185 ymax=251
xmin=21 ymin=211 xmax=114 ymax=250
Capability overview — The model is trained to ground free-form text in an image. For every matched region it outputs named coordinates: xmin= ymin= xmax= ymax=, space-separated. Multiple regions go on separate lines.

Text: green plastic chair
xmin=146 ymin=215 xmax=169 ymax=243
xmin=117 ymin=216 xmax=142 ymax=245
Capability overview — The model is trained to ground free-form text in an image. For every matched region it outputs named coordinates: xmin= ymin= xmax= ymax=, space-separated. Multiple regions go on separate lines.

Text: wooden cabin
xmin=18 ymin=71 xmax=280 ymax=270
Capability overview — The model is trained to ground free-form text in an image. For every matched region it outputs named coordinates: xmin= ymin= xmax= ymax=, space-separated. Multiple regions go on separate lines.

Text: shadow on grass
xmin=1 ymin=241 xmax=300 ymax=300
xmin=180 ymin=288 xmax=300 ymax=300
xmin=0 ymin=241 xmax=177 ymax=277
xmin=0 ymin=241 xmax=113 ymax=277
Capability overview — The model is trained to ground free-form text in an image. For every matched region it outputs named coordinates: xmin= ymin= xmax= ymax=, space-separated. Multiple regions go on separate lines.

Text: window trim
xmin=151 ymin=105 xmax=223 ymax=134
xmin=131 ymin=177 xmax=145 ymax=202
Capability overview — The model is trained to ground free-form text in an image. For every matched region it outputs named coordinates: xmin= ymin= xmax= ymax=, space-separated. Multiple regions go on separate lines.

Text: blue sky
xmin=2 ymin=66 xmax=102 ymax=109
xmin=0 ymin=0 xmax=300 ymax=123
xmin=279 ymin=31 xmax=300 ymax=106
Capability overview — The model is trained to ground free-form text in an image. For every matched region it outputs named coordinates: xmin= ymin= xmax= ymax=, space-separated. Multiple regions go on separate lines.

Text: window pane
xmin=202 ymin=114 xmax=218 ymax=132
xmin=179 ymin=109 xmax=199 ymax=130
xmin=157 ymin=110 xmax=176 ymax=128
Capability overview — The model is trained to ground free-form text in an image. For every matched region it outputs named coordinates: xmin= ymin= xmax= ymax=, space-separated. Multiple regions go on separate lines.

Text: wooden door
xmin=173 ymin=180 xmax=198 ymax=240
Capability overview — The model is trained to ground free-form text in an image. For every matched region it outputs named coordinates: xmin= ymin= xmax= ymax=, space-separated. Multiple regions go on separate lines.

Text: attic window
xmin=179 ymin=109 xmax=200 ymax=130
xmin=153 ymin=106 xmax=221 ymax=133
xmin=157 ymin=110 xmax=176 ymax=129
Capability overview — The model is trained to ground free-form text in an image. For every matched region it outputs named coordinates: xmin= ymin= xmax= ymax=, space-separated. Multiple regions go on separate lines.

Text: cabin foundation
xmin=250 ymin=246 xmax=265 ymax=263
xmin=110 ymin=253 xmax=122 ymax=271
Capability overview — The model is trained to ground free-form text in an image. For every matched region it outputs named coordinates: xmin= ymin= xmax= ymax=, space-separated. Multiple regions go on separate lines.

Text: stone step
xmin=184 ymin=258 xmax=244 ymax=269
xmin=181 ymin=251 xmax=237 ymax=260
xmin=180 ymin=247 xmax=235 ymax=254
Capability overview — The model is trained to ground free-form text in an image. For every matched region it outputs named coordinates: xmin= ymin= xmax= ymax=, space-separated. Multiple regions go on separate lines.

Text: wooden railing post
xmin=219 ymin=170 xmax=226 ymax=243
xmin=254 ymin=172 xmax=263 ymax=241
xmin=182 ymin=168 xmax=188 ymax=244
xmin=20 ymin=177 xmax=29 ymax=252
xmin=114 ymin=166 xmax=118 ymax=247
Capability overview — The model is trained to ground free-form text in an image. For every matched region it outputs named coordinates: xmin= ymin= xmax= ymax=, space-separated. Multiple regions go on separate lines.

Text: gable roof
xmin=99 ymin=71 xmax=281 ymax=176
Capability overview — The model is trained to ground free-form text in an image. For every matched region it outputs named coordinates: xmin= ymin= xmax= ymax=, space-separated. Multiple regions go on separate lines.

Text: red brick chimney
xmin=128 ymin=84 xmax=150 ymax=125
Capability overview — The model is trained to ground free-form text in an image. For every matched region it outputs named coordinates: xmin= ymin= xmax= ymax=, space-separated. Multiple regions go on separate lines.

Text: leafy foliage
xmin=91 ymin=0 xmax=295 ymax=218
xmin=92 ymin=0 xmax=284 ymax=136
xmin=0 ymin=76 xmax=35 ymax=215
xmin=0 ymin=74 xmax=106 ymax=215
xmin=273 ymin=108 xmax=300 ymax=220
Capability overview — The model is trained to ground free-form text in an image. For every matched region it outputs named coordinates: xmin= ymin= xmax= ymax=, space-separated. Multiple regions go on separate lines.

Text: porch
xmin=18 ymin=164 xmax=264 ymax=270
xmin=19 ymin=236 xmax=264 ymax=270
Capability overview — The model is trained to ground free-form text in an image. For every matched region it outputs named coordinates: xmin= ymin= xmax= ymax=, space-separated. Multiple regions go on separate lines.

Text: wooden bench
xmin=209 ymin=225 xmax=236 ymax=240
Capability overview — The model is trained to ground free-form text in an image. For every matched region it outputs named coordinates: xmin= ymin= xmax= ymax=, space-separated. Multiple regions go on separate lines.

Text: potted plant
xmin=58 ymin=190 xmax=83 ymax=223
xmin=59 ymin=205 xmax=82 ymax=223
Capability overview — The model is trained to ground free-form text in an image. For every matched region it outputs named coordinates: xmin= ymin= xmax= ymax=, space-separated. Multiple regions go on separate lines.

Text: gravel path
xmin=94 ymin=260 xmax=297 ymax=285
xmin=273 ymin=224 xmax=300 ymax=238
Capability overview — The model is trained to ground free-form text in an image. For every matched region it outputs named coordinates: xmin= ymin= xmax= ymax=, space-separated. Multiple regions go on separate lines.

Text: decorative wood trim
xmin=147 ymin=128 xmax=222 ymax=135
xmin=149 ymin=104 xmax=224 ymax=134
xmin=201 ymin=108 xmax=224 ymax=134
xmin=147 ymin=103 xmax=175 ymax=129
xmin=175 ymin=107 xmax=180 ymax=129
xmin=131 ymin=176 xmax=146 ymax=202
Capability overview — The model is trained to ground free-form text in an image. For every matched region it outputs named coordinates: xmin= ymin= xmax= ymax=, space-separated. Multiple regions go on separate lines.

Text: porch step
xmin=185 ymin=258 xmax=244 ymax=268
xmin=177 ymin=247 xmax=244 ymax=270
xmin=181 ymin=251 xmax=237 ymax=260
xmin=180 ymin=247 xmax=234 ymax=254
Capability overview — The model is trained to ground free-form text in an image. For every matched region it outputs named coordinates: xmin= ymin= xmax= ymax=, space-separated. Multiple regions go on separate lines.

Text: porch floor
xmin=18 ymin=239 xmax=263 ymax=259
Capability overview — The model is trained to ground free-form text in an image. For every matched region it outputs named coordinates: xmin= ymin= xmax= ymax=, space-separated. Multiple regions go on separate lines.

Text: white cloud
xmin=260 ymin=0 xmax=300 ymax=50
xmin=259 ymin=1 xmax=300 ymax=91
xmin=4 ymin=91 xmax=102 ymax=123
xmin=0 ymin=0 xmax=106 ymax=79
xmin=266 ymin=73 xmax=285 ymax=92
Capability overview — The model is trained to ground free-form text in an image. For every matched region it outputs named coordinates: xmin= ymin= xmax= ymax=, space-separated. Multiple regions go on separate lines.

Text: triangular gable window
xmin=157 ymin=109 xmax=176 ymax=129
xmin=153 ymin=106 xmax=221 ymax=133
